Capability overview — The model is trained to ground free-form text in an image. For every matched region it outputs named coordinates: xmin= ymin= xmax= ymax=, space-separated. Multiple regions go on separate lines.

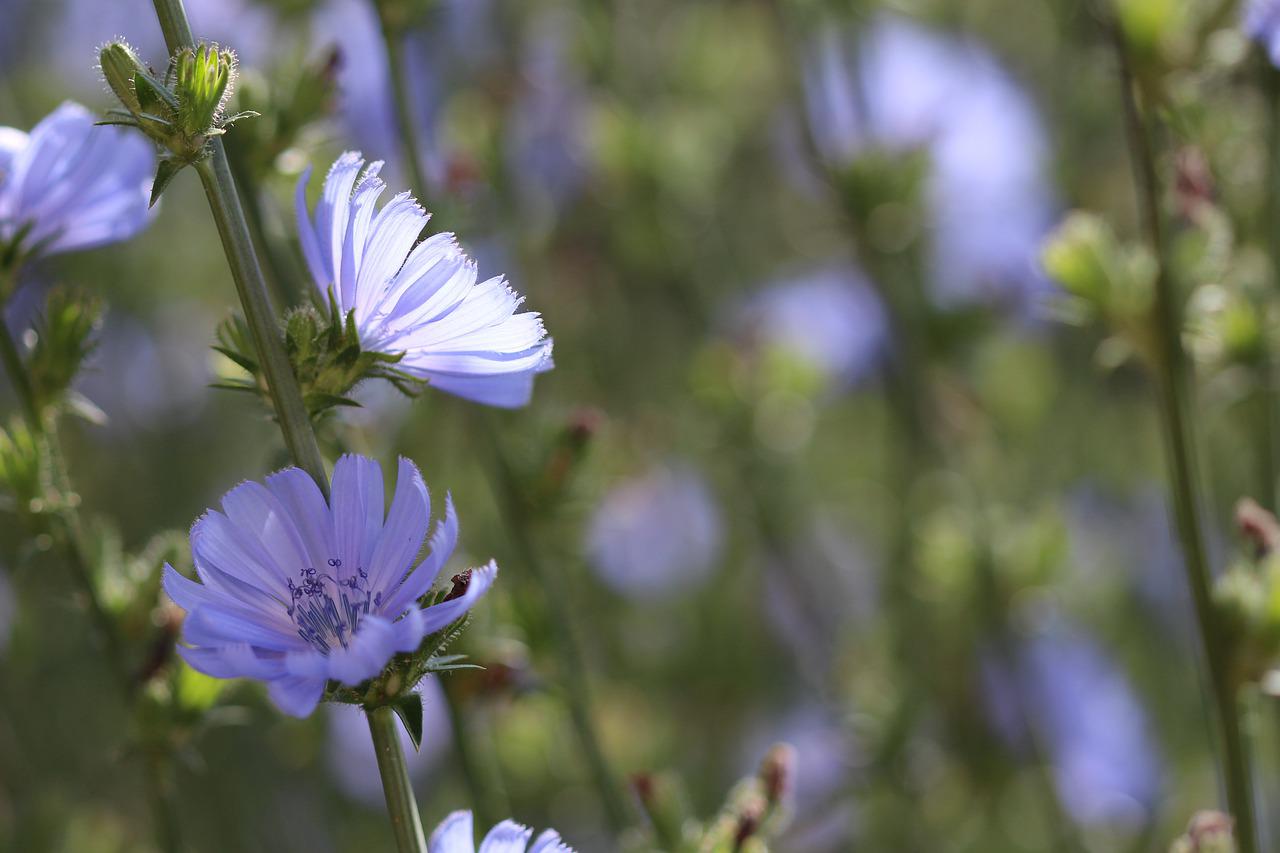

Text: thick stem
xmin=151 ymin=0 xmax=328 ymax=498
xmin=193 ymin=155 xmax=329 ymax=498
xmin=1108 ymin=13 xmax=1257 ymax=851
xmin=480 ymin=416 xmax=630 ymax=832
xmin=367 ymin=706 xmax=428 ymax=853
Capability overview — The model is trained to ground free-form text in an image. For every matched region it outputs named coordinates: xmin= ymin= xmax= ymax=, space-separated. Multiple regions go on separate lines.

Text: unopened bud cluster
xmin=99 ymin=41 xmax=256 ymax=205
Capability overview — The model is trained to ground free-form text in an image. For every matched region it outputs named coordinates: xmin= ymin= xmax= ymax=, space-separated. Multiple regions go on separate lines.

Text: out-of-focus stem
xmin=375 ymin=14 xmax=432 ymax=211
xmin=479 ymin=415 xmax=631 ymax=833
xmin=439 ymin=676 xmax=508 ymax=829
xmin=1108 ymin=13 xmax=1257 ymax=852
xmin=367 ymin=705 xmax=429 ymax=853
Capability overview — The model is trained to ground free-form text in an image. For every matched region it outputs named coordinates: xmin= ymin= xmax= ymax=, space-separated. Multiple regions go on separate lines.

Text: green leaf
xmin=150 ymin=158 xmax=186 ymax=208
xmin=390 ymin=693 xmax=424 ymax=752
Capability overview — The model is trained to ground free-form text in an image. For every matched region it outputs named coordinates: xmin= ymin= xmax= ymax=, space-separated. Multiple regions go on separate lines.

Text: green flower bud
xmin=175 ymin=43 xmax=235 ymax=139
xmin=98 ymin=42 xmax=148 ymax=115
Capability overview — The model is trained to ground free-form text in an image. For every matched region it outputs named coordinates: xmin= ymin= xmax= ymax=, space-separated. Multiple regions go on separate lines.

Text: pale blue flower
xmin=429 ymin=810 xmax=573 ymax=853
xmin=734 ymin=265 xmax=887 ymax=389
xmin=163 ymin=454 xmax=497 ymax=717
xmin=803 ymin=16 xmax=1053 ymax=308
xmin=0 ymin=102 xmax=154 ymax=262
xmin=982 ymin=623 xmax=1161 ymax=829
xmin=296 ymin=152 xmax=553 ymax=408
xmin=585 ymin=463 xmax=723 ymax=600
xmin=1246 ymin=0 xmax=1280 ymax=66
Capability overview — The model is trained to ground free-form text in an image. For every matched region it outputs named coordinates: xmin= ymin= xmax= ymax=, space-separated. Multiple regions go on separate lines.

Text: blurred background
xmin=0 ymin=0 xmax=1273 ymax=850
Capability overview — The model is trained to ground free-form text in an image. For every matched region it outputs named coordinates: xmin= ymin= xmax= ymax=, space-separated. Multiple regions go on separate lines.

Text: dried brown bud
xmin=1236 ymin=498 xmax=1280 ymax=558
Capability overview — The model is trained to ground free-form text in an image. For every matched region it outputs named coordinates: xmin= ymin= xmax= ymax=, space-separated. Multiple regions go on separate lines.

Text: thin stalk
xmin=439 ymin=677 xmax=508 ymax=829
xmin=1108 ymin=13 xmax=1257 ymax=851
xmin=479 ymin=416 xmax=630 ymax=832
xmin=368 ymin=705 xmax=429 ymax=853
xmin=376 ymin=17 xmax=432 ymax=212
xmin=1262 ymin=58 xmax=1280 ymax=509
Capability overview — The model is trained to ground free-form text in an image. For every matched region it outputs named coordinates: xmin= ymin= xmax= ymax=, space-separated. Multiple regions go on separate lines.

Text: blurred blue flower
xmin=296 ymin=152 xmax=553 ymax=407
xmin=803 ymin=16 xmax=1054 ymax=308
xmin=163 ymin=453 xmax=497 ymax=717
xmin=428 ymin=810 xmax=573 ymax=853
xmin=0 ymin=102 xmax=154 ymax=263
xmin=327 ymin=679 xmax=450 ymax=806
xmin=734 ymin=265 xmax=887 ymax=390
xmin=585 ymin=463 xmax=724 ymax=600
xmin=1246 ymin=0 xmax=1280 ymax=66
xmin=506 ymin=9 xmax=591 ymax=212
xmin=75 ymin=305 xmax=212 ymax=436
xmin=983 ymin=624 xmax=1161 ymax=830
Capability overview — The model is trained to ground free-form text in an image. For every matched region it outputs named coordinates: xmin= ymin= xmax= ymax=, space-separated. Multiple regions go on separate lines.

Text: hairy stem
xmin=367 ymin=706 xmax=429 ymax=853
xmin=1108 ymin=12 xmax=1257 ymax=851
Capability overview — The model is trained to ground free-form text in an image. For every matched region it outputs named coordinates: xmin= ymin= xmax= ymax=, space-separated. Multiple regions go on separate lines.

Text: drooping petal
xmin=267 ymin=675 xmax=327 ymax=718
xmin=295 ymin=166 xmax=329 ymax=289
xmin=326 ymin=614 xmax=399 ymax=686
xmin=429 ymin=810 xmax=476 ymax=853
xmin=176 ymin=643 xmax=286 ymax=680
xmin=477 ymin=820 xmax=533 ymax=853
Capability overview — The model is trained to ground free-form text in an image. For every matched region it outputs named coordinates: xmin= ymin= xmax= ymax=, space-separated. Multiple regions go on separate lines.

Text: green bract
xmin=98 ymin=41 xmax=258 ymax=206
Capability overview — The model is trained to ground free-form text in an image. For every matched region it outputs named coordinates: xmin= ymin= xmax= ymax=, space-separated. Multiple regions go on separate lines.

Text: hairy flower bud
xmin=98 ymin=42 xmax=148 ymax=116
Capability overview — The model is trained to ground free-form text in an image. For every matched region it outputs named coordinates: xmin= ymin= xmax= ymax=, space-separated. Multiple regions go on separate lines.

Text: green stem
xmin=150 ymin=5 xmax=437 ymax=848
xmin=1108 ymin=13 xmax=1257 ymax=852
xmin=367 ymin=706 xmax=428 ymax=853
xmin=480 ymin=416 xmax=630 ymax=833
xmin=376 ymin=17 xmax=432 ymax=212
xmin=192 ymin=154 xmax=329 ymax=497
xmin=151 ymin=0 xmax=329 ymax=498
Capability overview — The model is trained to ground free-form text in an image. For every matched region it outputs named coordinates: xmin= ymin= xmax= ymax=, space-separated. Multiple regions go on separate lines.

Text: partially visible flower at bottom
xmin=164 ymin=453 xmax=497 ymax=717
xmin=429 ymin=810 xmax=573 ymax=853
xmin=585 ymin=462 xmax=724 ymax=600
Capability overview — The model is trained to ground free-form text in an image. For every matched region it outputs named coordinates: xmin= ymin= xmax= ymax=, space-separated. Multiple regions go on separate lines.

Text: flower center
xmin=285 ymin=558 xmax=383 ymax=654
